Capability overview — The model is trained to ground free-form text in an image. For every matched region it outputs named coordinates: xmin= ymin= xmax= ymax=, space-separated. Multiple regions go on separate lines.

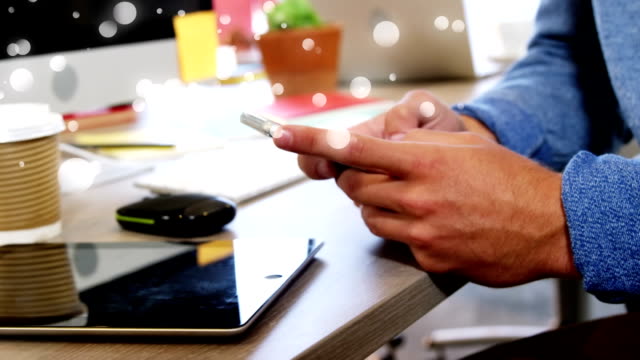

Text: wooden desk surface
xmin=0 ymin=78 xmax=497 ymax=360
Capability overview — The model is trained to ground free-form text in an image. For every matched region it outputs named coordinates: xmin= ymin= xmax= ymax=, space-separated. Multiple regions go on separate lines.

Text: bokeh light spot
xmin=326 ymin=129 xmax=351 ymax=150
xmin=49 ymin=55 xmax=67 ymax=72
xmin=373 ymin=21 xmax=400 ymax=47
xmin=419 ymin=101 xmax=437 ymax=118
xmin=8 ymin=7 xmax=15 ymax=14
xmin=67 ymin=120 xmax=79 ymax=132
xmin=132 ymin=99 xmax=146 ymax=113
xmin=136 ymin=79 xmax=152 ymax=97
xmin=350 ymin=76 xmax=372 ymax=99
xmin=16 ymin=39 xmax=31 ymax=55
xmin=389 ymin=73 xmax=397 ymax=82
xmin=177 ymin=10 xmax=186 ymax=16
xmin=114 ymin=2 xmax=137 ymax=25
xmin=302 ymin=38 xmax=315 ymax=51
xmin=99 ymin=21 xmax=118 ymax=38
xmin=72 ymin=11 xmax=80 ymax=19
xmin=452 ymin=19 xmax=466 ymax=33
xmin=58 ymin=158 xmax=101 ymax=194
xmin=6 ymin=43 xmax=19 ymax=57
xmin=434 ymin=16 xmax=450 ymax=31
xmin=10 ymin=68 xmax=34 ymax=92
xmin=156 ymin=8 xmax=163 ymax=15
xmin=270 ymin=125 xmax=283 ymax=138
xmin=312 ymin=93 xmax=327 ymax=108
xmin=271 ymin=83 xmax=284 ymax=96
xmin=263 ymin=1 xmax=276 ymax=13
xmin=219 ymin=14 xmax=231 ymax=25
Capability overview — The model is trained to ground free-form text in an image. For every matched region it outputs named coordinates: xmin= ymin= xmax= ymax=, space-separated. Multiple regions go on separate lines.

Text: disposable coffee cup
xmin=0 ymin=103 xmax=65 ymax=244
xmin=0 ymin=105 xmax=82 ymax=325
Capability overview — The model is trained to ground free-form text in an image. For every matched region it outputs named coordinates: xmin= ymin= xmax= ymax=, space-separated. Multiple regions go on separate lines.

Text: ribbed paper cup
xmin=0 ymin=244 xmax=84 ymax=325
xmin=0 ymin=104 xmax=65 ymax=244
xmin=0 ymin=105 xmax=81 ymax=325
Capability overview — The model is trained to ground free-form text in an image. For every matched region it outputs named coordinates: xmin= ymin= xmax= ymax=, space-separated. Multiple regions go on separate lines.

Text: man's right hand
xmin=297 ymin=89 xmax=496 ymax=179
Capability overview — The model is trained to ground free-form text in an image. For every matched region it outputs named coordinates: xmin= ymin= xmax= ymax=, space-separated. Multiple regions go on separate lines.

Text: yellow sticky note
xmin=173 ymin=11 xmax=218 ymax=83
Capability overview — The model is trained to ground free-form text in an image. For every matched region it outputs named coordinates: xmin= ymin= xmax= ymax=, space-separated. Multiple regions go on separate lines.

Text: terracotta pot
xmin=257 ymin=24 xmax=342 ymax=97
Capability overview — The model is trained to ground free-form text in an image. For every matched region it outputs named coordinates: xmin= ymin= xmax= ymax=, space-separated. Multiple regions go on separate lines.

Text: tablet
xmin=0 ymin=238 xmax=323 ymax=336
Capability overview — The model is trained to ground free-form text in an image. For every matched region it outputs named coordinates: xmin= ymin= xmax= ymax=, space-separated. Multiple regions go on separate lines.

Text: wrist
xmin=460 ymin=115 xmax=498 ymax=143
xmin=539 ymin=171 xmax=581 ymax=279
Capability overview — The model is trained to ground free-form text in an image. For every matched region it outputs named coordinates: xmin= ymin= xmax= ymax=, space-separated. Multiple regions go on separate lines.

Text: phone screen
xmin=0 ymin=238 xmax=322 ymax=335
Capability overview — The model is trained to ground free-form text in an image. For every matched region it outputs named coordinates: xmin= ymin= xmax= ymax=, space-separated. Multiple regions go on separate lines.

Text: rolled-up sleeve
xmin=455 ymin=0 xmax=639 ymax=302
xmin=562 ymin=153 xmax=640 ymax=303
xmin=454 ymin=0 xmax=630 ymax=171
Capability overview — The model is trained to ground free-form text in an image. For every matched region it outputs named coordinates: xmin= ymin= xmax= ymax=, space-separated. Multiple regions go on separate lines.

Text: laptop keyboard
xmin=134 ymin=139 xmax=307 ymax=204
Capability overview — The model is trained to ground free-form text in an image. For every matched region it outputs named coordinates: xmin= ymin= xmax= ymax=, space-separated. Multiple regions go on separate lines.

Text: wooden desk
xmin=0 ymin=78 xmax=497 ymax=360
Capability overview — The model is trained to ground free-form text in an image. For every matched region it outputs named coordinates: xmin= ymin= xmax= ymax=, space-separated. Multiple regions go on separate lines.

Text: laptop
xmin=309 ymin=0 xmax=508 ymax=82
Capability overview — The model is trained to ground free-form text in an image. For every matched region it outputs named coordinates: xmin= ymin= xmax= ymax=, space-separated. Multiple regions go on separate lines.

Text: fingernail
xmin=316 ymin=160 xmax=334 ymax=179
xmin=273 ymin=127 xmax=292 ymax=148
xmin=389 ymin=133 xmax=405 ymax=141
xmin=269 ymin=124 xmax=283 ymax=138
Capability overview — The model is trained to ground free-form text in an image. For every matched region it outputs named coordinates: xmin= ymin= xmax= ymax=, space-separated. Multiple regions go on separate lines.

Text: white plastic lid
xmin=0 ymin=103 xmax=65 ymax=143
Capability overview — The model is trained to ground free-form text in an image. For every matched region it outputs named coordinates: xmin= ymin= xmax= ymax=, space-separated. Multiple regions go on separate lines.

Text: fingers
xmin=336 ymin=169 xmax=403 ymax=211
xmin=274 ymin=125 xmax=417 ymax=176
xmin=349 ymin=112 xmax=386 ymax=138
xmin=298 ymin=155 xmax=337 ymax=180
xmin=360 ymin=205 xmax=416 ymax=244
xmin=401 ymin=129 xmax=489 ymax=147
xmin=383 ymin=90 xmax=464 ymax=139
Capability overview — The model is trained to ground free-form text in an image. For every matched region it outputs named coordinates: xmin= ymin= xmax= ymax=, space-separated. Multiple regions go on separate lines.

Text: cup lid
xmin=0 ymin=103 xmax=65 ymax=143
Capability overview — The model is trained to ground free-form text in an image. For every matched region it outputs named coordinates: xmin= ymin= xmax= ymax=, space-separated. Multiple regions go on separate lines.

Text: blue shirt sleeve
xmin=563 ymin=152 xmax=640 ymax=303
xmin=455 ymin=0 xmax=639 ymax=302
xmin=454 ymin=0 xmax=630 ymax=171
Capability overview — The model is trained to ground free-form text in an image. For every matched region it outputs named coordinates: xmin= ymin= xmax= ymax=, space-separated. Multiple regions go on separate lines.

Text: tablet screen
xmin=0 ymin=238 xmax=322 ymax=335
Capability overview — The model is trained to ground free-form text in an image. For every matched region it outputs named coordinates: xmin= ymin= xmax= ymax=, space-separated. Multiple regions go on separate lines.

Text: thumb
xmin=383 ymin=90 xmax=462 ymax=140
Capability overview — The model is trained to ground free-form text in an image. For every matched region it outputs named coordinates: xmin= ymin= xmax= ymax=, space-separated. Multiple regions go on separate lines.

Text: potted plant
xmin=257 ymin=0 xmax=341 ymax=97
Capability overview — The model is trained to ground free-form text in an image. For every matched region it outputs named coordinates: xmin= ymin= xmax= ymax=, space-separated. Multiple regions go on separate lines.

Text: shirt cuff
xmin=562 ymin=151 xmax=640 ymax=303
xmin=453 ymin=98 xmax=545 ymax=158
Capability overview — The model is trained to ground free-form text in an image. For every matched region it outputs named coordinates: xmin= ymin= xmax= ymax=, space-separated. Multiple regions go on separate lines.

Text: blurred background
xmin=0 ymin=1 xmax=630 ymax=359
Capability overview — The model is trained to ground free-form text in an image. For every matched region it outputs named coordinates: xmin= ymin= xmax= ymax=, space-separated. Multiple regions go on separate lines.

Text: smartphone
xmin=240 ymin=112 xmax=283 ymax=138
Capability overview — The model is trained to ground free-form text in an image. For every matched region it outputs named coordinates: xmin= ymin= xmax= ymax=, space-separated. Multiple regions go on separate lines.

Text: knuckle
xmin=397 ymin=189 xmax=433 ymax=216
xmin=410 ymin=245 xmax=453 ymax=274
xmin=361 ymin=208 xmax=384 ymax=237
xmin=336 ymin=170 xmax=358 ymax=196
xmin=297 ymin=156 xmax=320 ymax=179
xmin=404 ymin=89 xmax=432 ymax=102
xmin=345 ymin=138 xmax=366 ymax=164
xmin=405 ymin=222 xmax=427 ymax=244
xmin=386 ymin=105 xmax=411 ymax=124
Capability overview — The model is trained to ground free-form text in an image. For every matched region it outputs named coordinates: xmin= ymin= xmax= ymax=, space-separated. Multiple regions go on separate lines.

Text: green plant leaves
xmin=266 ymin=0 xmax=323 ymax=31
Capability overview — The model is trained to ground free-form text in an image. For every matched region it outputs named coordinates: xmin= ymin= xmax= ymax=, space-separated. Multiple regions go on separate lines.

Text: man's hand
xmin=274 ymin=125 xmax=580 ymax=287
xmin=298 ymin=90 xmax=495 ymax=180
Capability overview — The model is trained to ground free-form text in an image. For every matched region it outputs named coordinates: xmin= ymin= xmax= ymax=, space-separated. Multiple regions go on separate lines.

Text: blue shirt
xmin=454 ymin=0 xmax=640 ymax=303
